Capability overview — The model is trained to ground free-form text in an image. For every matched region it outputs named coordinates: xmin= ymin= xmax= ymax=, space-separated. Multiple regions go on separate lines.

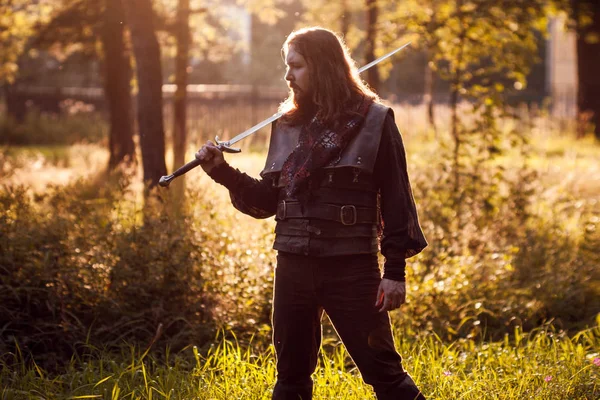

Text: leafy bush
xmin=0 ymin=176 xmax=218 ymax=368
xmin=394 ymin=134 xmax=600 ymax=340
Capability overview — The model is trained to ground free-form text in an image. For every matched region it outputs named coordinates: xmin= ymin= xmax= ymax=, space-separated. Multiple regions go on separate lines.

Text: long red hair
xmin=278 ymin=27 xmax=379 ymax=127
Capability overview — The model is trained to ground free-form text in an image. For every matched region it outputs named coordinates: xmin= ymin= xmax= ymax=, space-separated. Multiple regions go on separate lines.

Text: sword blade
xmin=221 ymin=112 xmax=284 ymax=147
xmin=358 ymin=41 xmax=412 ymax=74
xmin=220 ymin=41 xmax=412 ymax=147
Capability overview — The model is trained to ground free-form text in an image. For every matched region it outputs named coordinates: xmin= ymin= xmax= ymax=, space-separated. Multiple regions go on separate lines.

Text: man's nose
xmin=285 ymin=69 xmax=293 ymax=82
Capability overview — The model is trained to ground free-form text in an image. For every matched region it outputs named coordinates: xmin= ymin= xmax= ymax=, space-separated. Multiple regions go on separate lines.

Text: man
xmin=196 ymin=27 xmax=428 ymax=400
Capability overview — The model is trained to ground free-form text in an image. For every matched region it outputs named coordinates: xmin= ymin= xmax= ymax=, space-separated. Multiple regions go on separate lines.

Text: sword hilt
xmin=158 ymin=158 xmax=203 ymax=187
xmin=158 ymin=137 xmax=241 ymax=187
xmin=215 ymin=136 xmax=242 ymax=153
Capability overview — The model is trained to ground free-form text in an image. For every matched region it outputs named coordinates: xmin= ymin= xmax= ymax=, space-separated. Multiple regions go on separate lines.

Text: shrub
xmin=0 ymin=176 xmax=217 ymax=368
xmin=394 ymin=134 xmax=600 ymax=340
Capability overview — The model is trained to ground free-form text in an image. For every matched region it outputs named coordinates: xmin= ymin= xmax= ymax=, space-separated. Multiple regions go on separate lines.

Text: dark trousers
xmin=272 ymin=252 xmax=425 ymax=400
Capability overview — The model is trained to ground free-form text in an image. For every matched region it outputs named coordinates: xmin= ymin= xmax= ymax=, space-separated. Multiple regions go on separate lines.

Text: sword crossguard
xmin=215 ymin=136 xmax=242 ymax=153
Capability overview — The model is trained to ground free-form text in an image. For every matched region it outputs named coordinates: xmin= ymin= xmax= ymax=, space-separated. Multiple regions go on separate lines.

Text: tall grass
xmin=1 ymin=324 xmax=598 ymax=399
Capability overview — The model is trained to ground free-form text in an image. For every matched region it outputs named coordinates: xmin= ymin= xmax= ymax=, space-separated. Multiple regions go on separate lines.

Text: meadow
xmin=0 ymin=105 xmax=599 ymax=399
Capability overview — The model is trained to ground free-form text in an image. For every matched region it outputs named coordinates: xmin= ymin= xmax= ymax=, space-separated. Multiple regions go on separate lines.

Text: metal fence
xmin=6 ymin=84 xmax=577 ymax=149
xmin=161 ymin=84 xmax=287 ymax=148
xmin=8 ymin=84 xmax=289 ymax=148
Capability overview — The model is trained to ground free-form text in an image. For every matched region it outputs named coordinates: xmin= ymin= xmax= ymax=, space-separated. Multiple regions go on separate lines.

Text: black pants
xmin=272 ymin=252 xmax=425 ymax=400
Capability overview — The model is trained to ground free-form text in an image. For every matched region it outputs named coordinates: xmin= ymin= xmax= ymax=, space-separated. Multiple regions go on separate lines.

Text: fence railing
xmin=6 ymin=84 xmax=579 ymax=149
xmin=9 ymin=85 xmax=287 ymax=146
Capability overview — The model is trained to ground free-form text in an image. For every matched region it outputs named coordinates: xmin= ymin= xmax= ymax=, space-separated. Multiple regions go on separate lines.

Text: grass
xmin=1 ymin=324 xmax=598 ymax=399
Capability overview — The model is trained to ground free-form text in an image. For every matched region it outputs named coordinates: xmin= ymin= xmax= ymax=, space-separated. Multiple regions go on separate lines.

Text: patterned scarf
xmin=280 ymin=97 xmax=372 ymax=203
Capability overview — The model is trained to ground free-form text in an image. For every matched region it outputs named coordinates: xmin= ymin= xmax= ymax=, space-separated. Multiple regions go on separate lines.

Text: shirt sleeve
xmin=208 ymin=162 xmax=279 ymax=219
xmin=374 ymin=112 xmax=428 ymax=281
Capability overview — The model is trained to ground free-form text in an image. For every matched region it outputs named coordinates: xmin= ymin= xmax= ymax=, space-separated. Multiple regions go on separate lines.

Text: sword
xmin=159 ymin=41 xmax=412 ymax=187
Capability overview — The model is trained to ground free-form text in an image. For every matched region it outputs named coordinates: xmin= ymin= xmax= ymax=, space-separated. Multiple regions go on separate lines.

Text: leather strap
xmin=278 ymin=186 xmax=378 ymax=208
xmin=276 ymin=201 xmax=378 ymax=225
xmin=275 ymin=219 xmax=378 ymax=238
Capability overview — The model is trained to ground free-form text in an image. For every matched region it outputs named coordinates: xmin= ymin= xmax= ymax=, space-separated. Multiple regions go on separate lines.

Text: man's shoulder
xmin=369 ymin=101 xmax=394 ymax=118
xmin=370 ymin=101 xmax=389 ymax=110
xmin=363 ymin=101 xmax=393 ymax=133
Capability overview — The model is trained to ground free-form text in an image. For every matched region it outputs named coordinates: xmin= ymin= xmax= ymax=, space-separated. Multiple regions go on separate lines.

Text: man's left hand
xmin=375 ymin=279 xmax=406 ymax=312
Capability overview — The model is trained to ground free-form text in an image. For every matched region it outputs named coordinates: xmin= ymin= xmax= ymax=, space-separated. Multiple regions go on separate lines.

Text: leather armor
xmin=260 ymin=103 xmax=391 ymax=256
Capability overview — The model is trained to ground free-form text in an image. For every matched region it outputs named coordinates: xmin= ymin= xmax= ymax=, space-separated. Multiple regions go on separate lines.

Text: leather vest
xmin=260 ymin=103 xmax=391 ymax=256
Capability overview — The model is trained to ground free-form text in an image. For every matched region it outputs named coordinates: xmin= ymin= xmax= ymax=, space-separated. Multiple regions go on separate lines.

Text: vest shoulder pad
xmin=260 ymin=102 xmax=391 ymax=176
xmin=331 ymin=102 xmax=389 ymax=173
xmin=261 ymin=120 xmax=300 ymax=177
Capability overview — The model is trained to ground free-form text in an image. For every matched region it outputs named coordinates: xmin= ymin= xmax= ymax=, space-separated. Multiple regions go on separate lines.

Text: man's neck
xmin=296 ymin=100 xmax=319 ymax=124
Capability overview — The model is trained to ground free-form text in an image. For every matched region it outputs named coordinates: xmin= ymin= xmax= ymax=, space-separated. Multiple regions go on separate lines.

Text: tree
xmin=387 ymin=0 xmax=548 ymax=230
xmin=340 ymin=0 xmax=351 ymax=38
xmin=364 ymin=0 xmax=380 ymax=93
xmin=167 ymin=0 xmax=207 ymax=201
xmin=171 ymin=0 xmax=192 ymax=200
xmin=102 ymin=0 xmax=135 ymax=169
xmin=300 ymin=0 xmax=364 ymax=49
xmin=32 ymin=0 xmax=135 ymax=169
xmin=123 ymin=0 xmax=167 ymax=188
xmin=391 ymin=0 xmax=450 ymax=134
xmin=301 ymin=0 xmax=407 ymax=96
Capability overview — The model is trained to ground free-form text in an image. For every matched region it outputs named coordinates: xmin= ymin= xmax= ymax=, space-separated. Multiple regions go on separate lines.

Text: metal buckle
xmin=340 ymin=205 xmax=357 ymax=225
xmin=280 ymin=200 xmax=287 ymax=220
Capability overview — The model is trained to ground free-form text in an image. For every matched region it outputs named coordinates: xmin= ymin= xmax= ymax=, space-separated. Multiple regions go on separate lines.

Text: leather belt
xmin=278 ymin=187 xmax=378 ymax=208
xmin=275 ymin=219 xmax=378 ymax=237
xmin=276 ymin=201 xmax=378 ymax=226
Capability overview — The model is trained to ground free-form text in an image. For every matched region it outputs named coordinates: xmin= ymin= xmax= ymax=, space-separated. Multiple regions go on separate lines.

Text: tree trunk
xmin=450 ymin=74 xmax=460 ymax=194
xmin=451 ymin=0 xmax=466 ymax=226
xmin=574 ymin=0 xmax=600 ymax=139
xmin=365 ymin=0 xmax=380 ymax=93
xmin=102 ymin=0 xmax=135 ymax=170
xmin=423 ymin=49 xmax=437 ymax=138
xmin=123 ymin=0 xmax=167 ymax=188
xmin=340 ymin=0 xmax=350 ymax=39
xmin=171 ymin=0 xmax=190 ymax=199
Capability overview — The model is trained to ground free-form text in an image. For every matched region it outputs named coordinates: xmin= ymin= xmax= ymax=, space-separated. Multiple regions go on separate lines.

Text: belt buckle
xmin=280 ymin=200 xmax=287 ymax=220
xmin=340 ymin=205 xmax=357 ymax=226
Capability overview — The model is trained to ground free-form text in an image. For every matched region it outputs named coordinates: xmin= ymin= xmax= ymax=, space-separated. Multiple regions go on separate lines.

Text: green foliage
xmin=1 ymin=325 xmax=598 ymax=398
xmin=0 ymin=0 xmax=54 ymax=84
xmin=394 ymin=124 xmax=600 ymax=340
xmin=0 ymin=109 xmax=108 ymax=145
xmin=0 ymin=154 xmax=279 ymax=368
xmin=0 ymin=176 xmax=215 ymax=367
xmin=32 ymin=0 xmax=103 ymax=61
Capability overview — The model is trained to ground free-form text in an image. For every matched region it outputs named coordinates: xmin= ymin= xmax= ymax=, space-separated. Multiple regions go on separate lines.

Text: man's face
xmin=284 ymin=45 xmax=311 ymax=104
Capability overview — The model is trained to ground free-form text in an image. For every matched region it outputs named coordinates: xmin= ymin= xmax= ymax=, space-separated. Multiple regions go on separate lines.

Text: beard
xmin=292 ymin=86 xmax=315 ymax=114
